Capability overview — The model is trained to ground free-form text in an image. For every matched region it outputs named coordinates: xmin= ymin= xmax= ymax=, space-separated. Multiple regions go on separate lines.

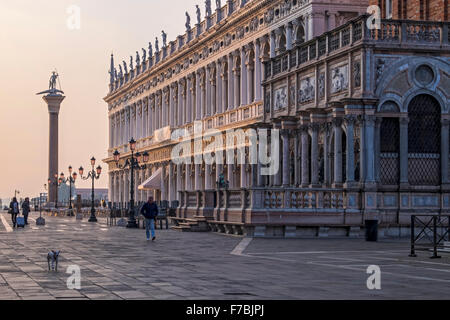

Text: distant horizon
xmin=0 ymin=0 xmax=200 ymax=198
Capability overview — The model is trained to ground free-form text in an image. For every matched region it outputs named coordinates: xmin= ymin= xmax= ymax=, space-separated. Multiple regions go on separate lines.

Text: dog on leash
xmin=47 ymin=251 xmax=61 ymax=272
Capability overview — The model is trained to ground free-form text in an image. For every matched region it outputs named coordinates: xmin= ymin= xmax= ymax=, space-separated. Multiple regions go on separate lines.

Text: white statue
xmin=216 ymin=0 xmax=221 ymax=9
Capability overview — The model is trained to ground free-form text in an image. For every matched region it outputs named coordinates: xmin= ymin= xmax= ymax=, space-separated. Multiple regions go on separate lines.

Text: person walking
xmin=9 ymin=197 xmax=20 ymax=228
xmin=140 ymin=197 xmax=159 ymax=241
xmin=22 ymin=198 xmax=31 ymax=225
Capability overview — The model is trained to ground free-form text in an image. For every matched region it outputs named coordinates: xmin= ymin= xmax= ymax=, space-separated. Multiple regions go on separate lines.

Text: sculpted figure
xmin=119 ymin=65 xmax=123 ymax=78
xmin=155 ymin=37 xmax=159 ymax=52
xmin=205 ymin=0 xmax=212 ymax=16
xmin=148 ymin=42 xmax=153 ymax=57
xmin=162 ymin=30 xmax=167 ymax=47
xmin=216 ymin=0 xmax=221 ymax=10
xmin=49 ymin=71 xmax=58 ymax=90
xmin=142 ymin=48 xmax=147 ymax=62
xmin=196 ymin=5 xmax=201 ymax=24
xmin=185 ymin=12 xmax=191 ymax=31
xmin=123 ymin=60 xmax=128 ymax=74
xmin=136 ymin=51 xmax=140 ymax=66
xmin=130 ymin=56 xmax=134 ymax=70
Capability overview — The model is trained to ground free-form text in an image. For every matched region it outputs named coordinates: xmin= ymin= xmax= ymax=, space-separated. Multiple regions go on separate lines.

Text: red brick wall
xmin=369 ymin=0 xmax=449 ymax=21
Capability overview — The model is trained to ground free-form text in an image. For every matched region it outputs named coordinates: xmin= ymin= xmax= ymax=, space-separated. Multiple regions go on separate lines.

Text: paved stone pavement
xmin=0 ymin=211 xmax=449 ymax=300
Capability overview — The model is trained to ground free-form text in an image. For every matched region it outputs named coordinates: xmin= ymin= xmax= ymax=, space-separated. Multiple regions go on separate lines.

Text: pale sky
xmin=0 ymin=0 xmax=201 ymax=199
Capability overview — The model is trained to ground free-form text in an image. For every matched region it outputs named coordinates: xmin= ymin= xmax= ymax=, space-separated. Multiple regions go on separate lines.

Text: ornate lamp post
xmin=113 ymin=138 xmax=149 ymax=229
xmin=79 ymin=157 xmax=102 ymax=223
xmin=59 ymin=166 xmax=78 ymax=216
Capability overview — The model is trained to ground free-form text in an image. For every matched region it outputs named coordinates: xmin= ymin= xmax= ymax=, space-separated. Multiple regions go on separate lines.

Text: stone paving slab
xmin=1 ymin=211 xmax=450 ymax=300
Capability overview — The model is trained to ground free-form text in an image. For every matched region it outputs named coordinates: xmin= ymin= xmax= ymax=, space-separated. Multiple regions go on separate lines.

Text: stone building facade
xmin=103 ymin=0 xmax=394 ymax=237
xmin=262 ymin=14 xmax=449 ymax=237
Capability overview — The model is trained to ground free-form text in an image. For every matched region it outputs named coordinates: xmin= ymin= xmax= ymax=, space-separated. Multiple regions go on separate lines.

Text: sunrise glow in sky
xmin=0 ymin=0 xmax=201 ymax=198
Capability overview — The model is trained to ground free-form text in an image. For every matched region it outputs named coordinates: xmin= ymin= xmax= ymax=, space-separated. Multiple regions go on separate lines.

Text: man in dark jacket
xmin=9 ymin=197 xmax=19 ymax=228
xmin=22 ymin=198 xmax=31 ymax=225
xmin=140 ymin=197 xmax=159 ymax=241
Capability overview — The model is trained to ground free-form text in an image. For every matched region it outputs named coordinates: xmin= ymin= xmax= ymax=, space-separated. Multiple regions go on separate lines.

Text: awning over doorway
xmin=138 ymin=168 xmax=162 ymax=191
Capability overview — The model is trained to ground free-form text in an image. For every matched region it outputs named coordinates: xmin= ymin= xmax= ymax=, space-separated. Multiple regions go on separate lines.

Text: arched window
xmin=380 ymin=117 xmax=400 ymax=185
xmin=408 ymin=94 xmax=441 ymax=186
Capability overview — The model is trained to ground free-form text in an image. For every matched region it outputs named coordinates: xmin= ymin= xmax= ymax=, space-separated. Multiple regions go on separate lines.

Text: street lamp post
xmin=79 ymin=157 xmax=102 ymax=223
xmin=113 ymin=138 xmax=149 ymax=229
xmin=59 ymin=166 xmax=78 ymax=216
xmin=14 ymin=190 xmax=20 ymax=199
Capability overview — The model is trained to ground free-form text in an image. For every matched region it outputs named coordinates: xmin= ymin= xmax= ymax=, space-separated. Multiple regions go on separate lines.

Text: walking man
xmin=22 ymin=197 xmax=30 ymax=225
xmin=140 ymin=197 xmax=159 ymax=241
xmin=9 ymin=197 xmax=19 ymax=228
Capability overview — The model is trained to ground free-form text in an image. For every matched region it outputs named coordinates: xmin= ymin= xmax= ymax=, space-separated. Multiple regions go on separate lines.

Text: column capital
xmin=332 ymin=118 xmax=343 ymax=128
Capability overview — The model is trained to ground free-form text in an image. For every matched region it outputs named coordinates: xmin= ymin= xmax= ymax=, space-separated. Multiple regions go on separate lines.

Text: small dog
xmin=47 ymin=250 xmax=61 ymax=272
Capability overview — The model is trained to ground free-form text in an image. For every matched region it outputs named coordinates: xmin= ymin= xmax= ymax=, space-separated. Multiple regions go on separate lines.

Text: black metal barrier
xmin=410 ymin=215 xmax=450 ymax=259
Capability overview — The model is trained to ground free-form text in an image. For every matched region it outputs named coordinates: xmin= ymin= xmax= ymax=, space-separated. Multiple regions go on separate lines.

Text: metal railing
xmin=410 ymin=215 xmax=450 ymax=259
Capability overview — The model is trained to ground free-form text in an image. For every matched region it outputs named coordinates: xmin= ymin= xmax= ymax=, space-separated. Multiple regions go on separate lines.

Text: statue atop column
xmin=185 ymin=12 xmax=191 ymax=31
xmin=205 ymin=0 xmax=212 ymax=17
xmin=118 ymin=65 xmax=123 ymax=79
xmin=148 ymin=42 xmax=153 ymax=58
xmin=142 ymin=48 xmax=147 ymax=62
xmin=123 ymin=60 xmax=128 ymax=74
xmin=130 ymin=56 xmax=134 ymax=70
xmin=161 ymin=30 xmax=167 ymax=48
xmin=36 ymin=71 xmax=64 ymax=96
xmin=196 ymin=5 xmax=201 ymax=25
xmin=135 ymin=51 xmax=140 ymax=66
xmin=155 ymin=37 xmax=159 ymax=52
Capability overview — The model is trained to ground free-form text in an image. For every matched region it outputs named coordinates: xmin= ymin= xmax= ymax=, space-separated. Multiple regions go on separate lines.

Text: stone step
xmin=444 ymin=242 xmax=450 ymax=248
xmin=170 ymin=225 xmax=191 ymax=232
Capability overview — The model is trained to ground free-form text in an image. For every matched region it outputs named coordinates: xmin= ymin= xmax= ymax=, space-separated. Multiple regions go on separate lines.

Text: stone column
xmin=442 ymin=119 xmax=449 ymax=185
xmin=345 ymin=115 xmax=356 ymax=184
xmin=228 ymin=54 xmax=234 ymax=110
xmin=179 ymin=80 xmax=185 ymax=125
xmin=109 ymin=172 xmax=114 ymax=205
xmin=206 ymin=66 xmax=212 ymax=117
xmin=187 ymin=76 xmax=193 ymax=123
xmin=310 ymin=124 xmax=320 ymax=186
xmin=254 ymin=39 xmax=262 ymax=102
xmin=240 ymin=47 xmax=248 ymax=106
xmin=333 ymin=119 xmax=343 ymax=186
xmin=185 ymin=162 xmax=192 ymax=191
xmin=195 ymin=164 xmax=202 ymax=191
xmin=118 ymin=172 xmax=123 ymax=208
xmin=43 ymin=95 xmax=65 ymax=204
xmin=195 ymin=71 xmax=202 ymax=121
xmin=161 ymin=164 xmax=167 ymax=201
xmin=323 ymin=123 xmax=331 ymax=185
xmin=216 ymin=61 xmax=222 ymax=114
xmin=143 ymin=103 xmax=148 ymax=139
xmin=176 ymin=164 xmax=183 ymax=201
xmin=399 ymin=117 xmax=409 ymax=185
xmin=169 ymin=86 xmax=175 ymax=127
xmin=246 ymin=45 xmax=254 ymax=104
xmin=286 ymin=23 xmax=293 ymax=50
xmin=281 ymin=130 xmax=290 ymax=187
xmin=301 ymin=125 xmax=310 ymax=187
xmin=233 ymin=51 xmax=240 ymax=109
xmin=294 ymin=131 xmax=300 ymax=186
xmin=365 ymin=115 xmax=376 ymax=184
xmin=221 ymin=61 xmax=228 ymax=113
xmin=168 ymin=162 xmax=174 ymax=204
xmin=205 ymin=164 xmax=212 ymax=190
